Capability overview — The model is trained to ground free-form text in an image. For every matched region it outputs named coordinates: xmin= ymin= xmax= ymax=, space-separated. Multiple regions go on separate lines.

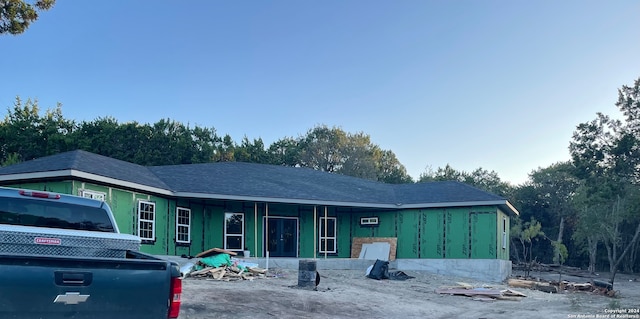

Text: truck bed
xmin=0 ymin=251 xmax=180 ymax=319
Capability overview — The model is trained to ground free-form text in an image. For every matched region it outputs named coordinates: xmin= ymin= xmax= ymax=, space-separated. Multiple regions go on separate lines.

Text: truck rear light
xmin=19 ymin=189 xmax=61 ymax=199
xmin=168 ymin=277 xmax=182 ymax=318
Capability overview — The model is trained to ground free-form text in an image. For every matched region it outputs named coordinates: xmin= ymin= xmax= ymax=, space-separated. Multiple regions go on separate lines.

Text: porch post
xmin=313 ymin=206 xmax=317 ymax=260
xmin=254 ymin=202 xmax=257 ymax=258
xmin=265 ymin=202 xmax=269 ymax=269
xmin=324 ymin=206 xmax=328 ymax=259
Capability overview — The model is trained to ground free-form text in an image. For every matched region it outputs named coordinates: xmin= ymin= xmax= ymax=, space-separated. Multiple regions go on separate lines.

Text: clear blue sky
xmin=2 ymin=1 xmax=639 ymax=184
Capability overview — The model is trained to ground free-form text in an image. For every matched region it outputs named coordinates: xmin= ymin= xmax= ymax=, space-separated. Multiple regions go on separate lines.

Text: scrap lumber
xmin=212 ymin=269 xmax=226 ymax=280
xmin=507 ymin=279 xmax=535 ymax=289
xmin=196 ymin=247 xmax=238 ymax=258
xmin=507 ymin=279 xmax=557 ymax=293
xmin=435 ymin=288 xmax=504 ymax=298
xmin=502 ymin=289 xmax=527 ymax=297
xmin=567 ymin=283 xmax=592 ymax=291
xmin=187 ymin=262 xmax=268 ymax=281
xmin=190 ymin=267 xmax=215 ymax=276
xmin=248 ymin=267 xmax=267 ymax=275
xmin=437 ymin=284 xmax=526 ymax=301
xmin=455 ymin=282 xmax=474 ymax=289
xmin=472 ymin=297 xmax=496 ymax=302
xmin=495 ymin=296 xmax=523 ymax=301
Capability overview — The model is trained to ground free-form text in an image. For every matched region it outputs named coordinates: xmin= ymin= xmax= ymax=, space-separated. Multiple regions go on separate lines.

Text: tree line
xmin=2 ymin=78 xmax=640 ymax=285
xmin=0 ymin=97 xmax=414 ymax=183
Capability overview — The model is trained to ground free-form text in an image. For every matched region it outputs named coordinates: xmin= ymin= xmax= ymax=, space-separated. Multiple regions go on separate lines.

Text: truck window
xmin=0 ymin=198 xmax=115 ymax=232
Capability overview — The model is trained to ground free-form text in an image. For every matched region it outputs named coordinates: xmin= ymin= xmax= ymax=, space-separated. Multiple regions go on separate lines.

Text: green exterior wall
xmin=496 ymin=209 xmax=510 ymax=260
xmin=2 ymin=181 xmax=513 ymax=260
xmin=397 ymin=209 xmax=420 ymax=257
xmin=422 ymin=209 xmax=445 ymax=258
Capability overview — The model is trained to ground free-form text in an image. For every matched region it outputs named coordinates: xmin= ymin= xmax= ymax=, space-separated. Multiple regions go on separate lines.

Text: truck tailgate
xmin=0 ymin=254 xmax=174 ymax=319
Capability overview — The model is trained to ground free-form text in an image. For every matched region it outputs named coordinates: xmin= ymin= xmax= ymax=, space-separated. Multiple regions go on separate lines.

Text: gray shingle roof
xmin=0 ymin=150 xmax=514 ymax=212
xmin=0 ymin=150 xmax=169 ymax=190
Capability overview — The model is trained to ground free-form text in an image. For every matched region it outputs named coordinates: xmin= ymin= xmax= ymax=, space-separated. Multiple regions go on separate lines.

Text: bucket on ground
xmin=297 ymin=260 xmax=319 ymax=289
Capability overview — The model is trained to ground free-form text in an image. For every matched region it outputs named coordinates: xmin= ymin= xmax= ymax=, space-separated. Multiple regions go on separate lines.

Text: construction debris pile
xmin=508 ymin=278 xmax=616 ymax=297
xmin=182 ymin=247 xmax=268 ymax=282
xmin=436 ymin=274 xmax=618 ymax=301
xmin=513 ymin=262 xmax=597 ymax=278
xmin=187 ymin=264 xmax=268 ymax=281
xmin=435 ymin=282 xmax=527 ymax=302
xmin=512 ymin=262 xmax=618 ymax=297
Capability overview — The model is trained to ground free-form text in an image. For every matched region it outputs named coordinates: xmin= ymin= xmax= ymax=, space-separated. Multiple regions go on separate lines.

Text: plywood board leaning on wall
xmin=351 ymin=237 xmax=397 ymax=261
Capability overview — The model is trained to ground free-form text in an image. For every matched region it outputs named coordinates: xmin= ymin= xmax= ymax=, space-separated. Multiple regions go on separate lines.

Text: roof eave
xmin=0 ymin=170 xmax=173 ymax=196
xmin=399 ymin=200 xmax=519 ymax=215
xmin=0 ymin=171 xmax=521 ymax=215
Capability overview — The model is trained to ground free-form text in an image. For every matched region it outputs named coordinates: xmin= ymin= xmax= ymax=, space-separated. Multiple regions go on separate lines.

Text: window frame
xmin=502 ymin=217 xmax=507 ymax=250
xmin=79 ymin=189 xmax=106 ymax=201
xmin=224 ymin=212 xmax=244 ymax=251
xmin=175 ymin=207 xmax=191 ymax=244
xmin=137 ymin=200 xmax=156 ymax=242
xmin=319 ymin=217 xmax=337 ymax=254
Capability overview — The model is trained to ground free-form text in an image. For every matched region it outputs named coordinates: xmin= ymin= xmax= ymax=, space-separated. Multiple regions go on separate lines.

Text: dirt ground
xmin=179 ymin=267 xmax=640 ymax=319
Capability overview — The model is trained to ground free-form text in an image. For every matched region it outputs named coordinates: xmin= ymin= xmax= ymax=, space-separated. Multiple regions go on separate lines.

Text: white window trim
xmin=176 ymin=207 xmax=191 ymax=244
xmin=319 ymin=217 xmax=337 ymax=253
xmin=360 ymin=217 xmax=379 ymax=225
xmin=502 ymin=217 xmax=507 ymax=250
xmin=138 ymin=200 xmax=156 ymax=241
xmin=79 ymin=189 xmax=106 ymax=201
xmin=224 ymin=212 xmax=244 ymax=251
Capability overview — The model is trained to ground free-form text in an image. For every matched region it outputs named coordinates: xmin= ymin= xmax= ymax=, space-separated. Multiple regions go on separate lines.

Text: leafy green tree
xmin=571 ymin=182 xmax=605 ymax=274
xmin=0 ymin=152 xmax=20 ymax=166
xmin=235 ymin=137 xmax=270 ymax=164
xmin=375 ymin=149 xmax=413 ymax=184
xmin=295 ymin=125 xmax=412 ymax=183
xmin=527 ymin=162 xmax=579 ymax=263
xmin=569 ymin=77 xmax=640 ymax=287
xmin=419 ymin=164 xmax=463 ymax=182
xmin=511 ymin=217 xmax=545 ymax=277
xmin=73 ymin=117 xmax=120 ymax=155
xmin=213 ymin=134 xmax=236 ymax=162
xmin=1 ymin=97 xmax=76 ymax=164
xmin=267 ymin=137 xmax=300 ymax=167
xmin=1 ymin=0 xmax=55 ymax=35
xmin=190 ymin=126 xmax=220 ymax=163
xmin=419 ymin=164 xmax=512 ymax=197
xmin=551 ymin=239 xmax=569 ymax=284
xmin=297 ymin=125 xmax=347 ymax=172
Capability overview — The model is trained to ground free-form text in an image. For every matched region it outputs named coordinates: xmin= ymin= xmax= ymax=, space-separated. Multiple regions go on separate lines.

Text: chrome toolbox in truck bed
xmin=0 ymin=224 xmax=140 ymax=258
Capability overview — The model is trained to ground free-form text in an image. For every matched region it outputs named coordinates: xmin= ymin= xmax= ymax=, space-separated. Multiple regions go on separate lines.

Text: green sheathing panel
xmin=336 ymin=212 xmax=351 ymax=258
xmin=108 ymin=188 xmax=136 ymax=235
xmin=169 ymin=199 xmax=206 ymax=257
xmin=444 ymin=208 xmax=469 ymax=259
xmin=372 ymin=211 xmax=396 ymax=238
xmin=496 ymin=209 xmax=510 ymax=260
xmin=203 ymin=204 xmax=224 ymax=254
xmin=397 ymin=209 xmax=420 ymax=258
xmin=298 ymin=207 xmax=312 ymax=258
xmin=470 ymin=210 xmax=497 ymax=259
xmin=134 ymin=194 xmax=168 ymax=255
xmin=243 ymin=203 xmax=256 ymax=256
xmin=267 ymin=203 xmax=298 ymax=216
xmin=421 ymin=209 xmax=445 ymax=258
xmin=350 ymin=211 xmax=377 ymax=238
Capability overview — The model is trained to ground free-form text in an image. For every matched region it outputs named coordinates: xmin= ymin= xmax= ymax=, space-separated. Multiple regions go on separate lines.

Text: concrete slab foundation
xmin=158 ymin=256 xmax=511 ymax=283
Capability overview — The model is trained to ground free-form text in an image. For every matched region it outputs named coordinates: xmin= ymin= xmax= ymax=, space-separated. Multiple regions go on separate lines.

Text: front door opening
xmin=264 ymin=217 xmax=298 ymax=257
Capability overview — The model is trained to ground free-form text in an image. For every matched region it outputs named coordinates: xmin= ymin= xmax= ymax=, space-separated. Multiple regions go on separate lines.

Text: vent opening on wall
xmin=360 ymin=217 xmax=379 ymax=226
